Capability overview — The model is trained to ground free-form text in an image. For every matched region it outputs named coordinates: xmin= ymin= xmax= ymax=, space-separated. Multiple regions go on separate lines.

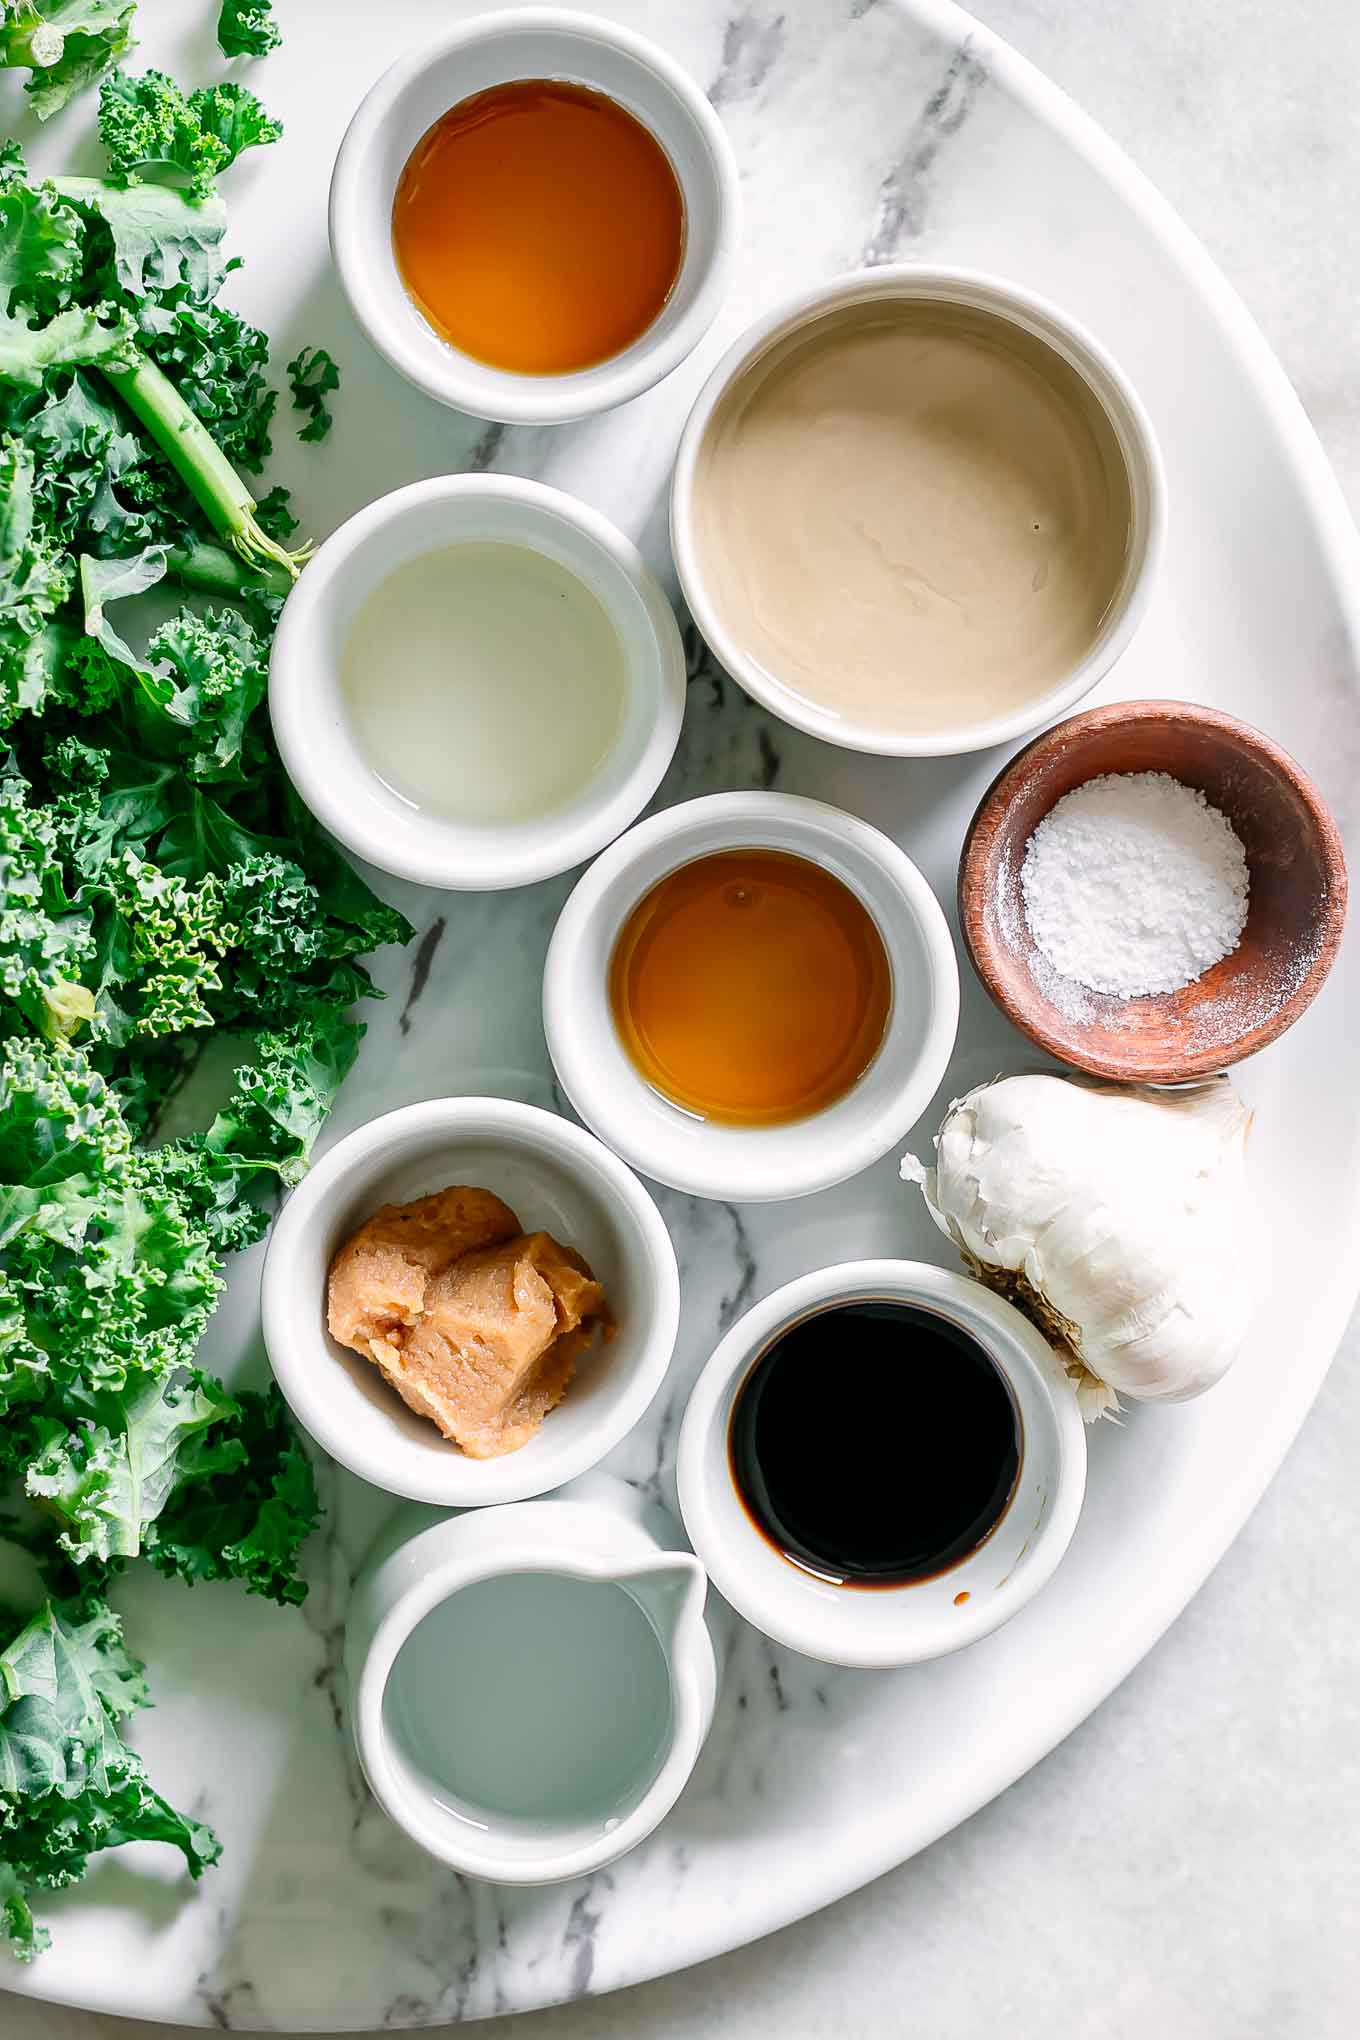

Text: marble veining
xmin=397 ymin=919 xmax=448 ymax=1036
xmin=5 ymin=0 xmax=1360 ymax=2028
xmin=709 ymin=14 xmax=787 ymax=110
xmin=862 ymin=40 xmax=989 ymax=260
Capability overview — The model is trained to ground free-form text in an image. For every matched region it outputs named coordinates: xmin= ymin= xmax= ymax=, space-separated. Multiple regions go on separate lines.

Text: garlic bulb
xmin=901 ymin=1073 xmax=1252 ymax=1419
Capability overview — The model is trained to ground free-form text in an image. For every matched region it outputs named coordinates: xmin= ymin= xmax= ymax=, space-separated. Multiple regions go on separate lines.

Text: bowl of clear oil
xmin=345 ymin=1475 xmax=718 ymax=1881
xmin=270 ymin=474 xmax=686 ymax=891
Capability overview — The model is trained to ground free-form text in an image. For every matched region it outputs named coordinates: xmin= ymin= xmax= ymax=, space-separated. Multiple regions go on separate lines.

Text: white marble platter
xmin=5 ymin=0 xmax=1360 ymax=2027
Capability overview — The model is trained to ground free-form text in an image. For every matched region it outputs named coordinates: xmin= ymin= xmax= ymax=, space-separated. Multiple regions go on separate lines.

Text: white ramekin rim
xmin=329 ymin=7 xmax=740 ymax=424
xmin=671 ymin=263 xmax=1167 ymax=758
xmin=542 ymin=791 xmax=961 ymax=1203
xmin=676 ymin=1259 xmax=1089 ymax=1669
xmin=268 ymin=473 xmax=686 ymax=892
xmin=261 ymin=1096 xmax=681 ymax=1506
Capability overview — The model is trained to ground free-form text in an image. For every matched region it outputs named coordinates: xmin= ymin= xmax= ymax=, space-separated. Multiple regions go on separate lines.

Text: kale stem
xmin=1 ymin=14 xmax=64 ymax=69
xmin=100 ymin=352 xmax=310 ymax=582
xmin=167 ymin=542 xmax=292 ymax=601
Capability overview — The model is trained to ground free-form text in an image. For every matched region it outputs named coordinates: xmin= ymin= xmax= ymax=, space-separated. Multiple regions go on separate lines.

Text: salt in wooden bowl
xmin=959 ymin=699 xmax=1348 ymax=1082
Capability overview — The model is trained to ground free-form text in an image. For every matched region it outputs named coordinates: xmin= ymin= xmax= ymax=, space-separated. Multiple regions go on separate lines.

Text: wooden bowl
xmin=959 ymin=700 xmax=1347 ymax=1081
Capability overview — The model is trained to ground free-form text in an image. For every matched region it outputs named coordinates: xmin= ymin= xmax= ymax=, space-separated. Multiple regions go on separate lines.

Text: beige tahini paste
xmin=691 ymin=298 xmax=1133 ymax=740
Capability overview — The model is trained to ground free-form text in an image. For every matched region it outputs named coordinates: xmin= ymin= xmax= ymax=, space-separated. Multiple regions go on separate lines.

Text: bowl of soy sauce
xmin=677 ymin=1260 xmax=1087 ymax=1668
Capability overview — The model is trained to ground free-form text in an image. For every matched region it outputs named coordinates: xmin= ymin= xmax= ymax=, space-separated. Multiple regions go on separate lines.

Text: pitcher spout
xmin=623 ymin=1555 xmax=709 ymax=1657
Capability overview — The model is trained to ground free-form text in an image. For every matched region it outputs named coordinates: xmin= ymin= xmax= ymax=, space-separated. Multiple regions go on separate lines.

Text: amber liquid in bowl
xmin=608 ymin=849 xmax=892 ymax=1126
xmin=392 ymin=79 xmax=685 ymax=375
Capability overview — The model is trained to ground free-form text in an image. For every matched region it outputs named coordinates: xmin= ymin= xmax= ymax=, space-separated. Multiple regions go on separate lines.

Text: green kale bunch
xmin=0 ymin=30 xmax=411 ymax=1963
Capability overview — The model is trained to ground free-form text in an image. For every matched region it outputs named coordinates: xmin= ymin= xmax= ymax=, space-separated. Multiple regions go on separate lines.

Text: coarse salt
xmin=1019 ymin=770 xmax=1249 ymax=998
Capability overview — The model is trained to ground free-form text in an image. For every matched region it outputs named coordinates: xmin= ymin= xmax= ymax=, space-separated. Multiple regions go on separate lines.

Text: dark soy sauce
xmin=728 ymin=1301 xmax=1021 ymax=1588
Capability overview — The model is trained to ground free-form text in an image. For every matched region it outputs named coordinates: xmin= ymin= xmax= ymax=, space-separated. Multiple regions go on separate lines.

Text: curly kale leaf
xmin=53 ymin=175 xmax=229 ymax=304
xmin=0 ymin=297 xmax=136 ymax=389
xmin=203 ymin=1005 xmax=363 ymax=1187
xmin=0 ymin=173 xmax=82 ymax=315
xmin=23 ymin=372 xmax=151 ymax=557
xmin=0 ymin=166 xmax=267 ymax=569
xmin=211 ymin=854 xmax=373 ymax=1029
xmin=0 ymin=1596 xmax=220 ymax=1961
xmin=134 ymin=295 xmax=276 ymax=476
xmin=68 ymin=595 xmax=271 ymax=782
xmin=0 ymin=3 xmax=138 ymax=123
xmin=0 ymin=1015 xmax=367 ymax=1431
xmin=98 ymin=852 xmax=231 ymax=1040
xmin=0 ymin=439 xmax=74 ymax=726
xmin=140 ymin=603 xmax=267 ymax=779
xmin=0 ymin=1039 xmax=319 ymax=1599
xmin=77 ymin=542 xmax=167 ymax=671
xmin=0 ymin=1039 xmax=222 ymax=1423
xmin=0 ymin=153 xmax=286 ymax=643
xmin=0 ymin=766 xmax=95 ymax=1042
xmin=146 ymin=1385 xmax=319 ymax=1606
xmin=0 ymin=1029 xmax=130 ymax=1187
xmin=24 ymin=1367 xmax=242 ymax=1564
xmin=131 ymin=1134 xmax=269 ymax=1256
xmin=217 ymin=0 xmax=279 ymax=60
xmin=98 ymin=69 xmax=282 ymax=200
xmin=0 ymin=729 xmax=410 ymax=1060
xmin=17 ymin=1361 xmax=319 ymax=1608
xmin=276 ymin=782 xmax=416 ymax=953
xmin=286 ymin=344 xmax=338 ymax=443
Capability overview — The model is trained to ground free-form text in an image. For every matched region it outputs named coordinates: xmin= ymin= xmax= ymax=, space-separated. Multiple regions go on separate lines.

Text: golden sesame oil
xmin=608 ymin=849 xmax=892 ymax=1126
xmin=392 ymin=79 xmax=685 ymax=375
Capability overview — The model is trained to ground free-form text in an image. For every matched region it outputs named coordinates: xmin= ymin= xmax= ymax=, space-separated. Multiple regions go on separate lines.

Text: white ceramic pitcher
xmin=346 ymin=1475 xmax=718 ymax=1883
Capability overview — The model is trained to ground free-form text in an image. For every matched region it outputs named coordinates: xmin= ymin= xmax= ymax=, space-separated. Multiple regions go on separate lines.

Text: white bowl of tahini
xmin=671 ymin=267 xmax=1165 ymax=758
xmin=269 ymin=474 xmax=686 ymax=891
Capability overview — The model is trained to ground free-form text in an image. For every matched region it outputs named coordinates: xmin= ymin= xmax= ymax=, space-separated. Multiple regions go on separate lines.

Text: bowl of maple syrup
xmin=542 ymin=791 xmax=961 ymax=1203
xmin=330 ymin=8 xmax=739 ymax=423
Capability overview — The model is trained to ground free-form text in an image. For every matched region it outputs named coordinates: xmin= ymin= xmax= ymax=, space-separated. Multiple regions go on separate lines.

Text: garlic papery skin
xmin=901 ymin=1073 xmax=1252 ymax=1417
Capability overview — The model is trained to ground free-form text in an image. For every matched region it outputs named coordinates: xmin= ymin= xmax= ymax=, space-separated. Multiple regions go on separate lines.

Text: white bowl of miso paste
xmin=672 ymin=266 xmax=1165 ymax=758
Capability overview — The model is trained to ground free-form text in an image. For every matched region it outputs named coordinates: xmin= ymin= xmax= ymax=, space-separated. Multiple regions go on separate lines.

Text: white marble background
xmin=8 ymin=1 xmax=1360 ymax=2036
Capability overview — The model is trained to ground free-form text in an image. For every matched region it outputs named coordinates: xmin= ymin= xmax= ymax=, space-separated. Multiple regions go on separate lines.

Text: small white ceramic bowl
xmin=261 ymin=1098 xmax=680 ymax=1506
xmin=677 ymin=1260 xmax=1088 ymax=1668
xmin=542 ymin=792 xmax=960 ymax=1202
xmin=269 ymin=474 xmax=686 ymax=891
xmin=346 ymin=1479 xmax=717 ymax=1883
xmin=672 ymin=266 xmax=1165 ymax=758
xmin=330 ymin=8 xmax=739 ymax=423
